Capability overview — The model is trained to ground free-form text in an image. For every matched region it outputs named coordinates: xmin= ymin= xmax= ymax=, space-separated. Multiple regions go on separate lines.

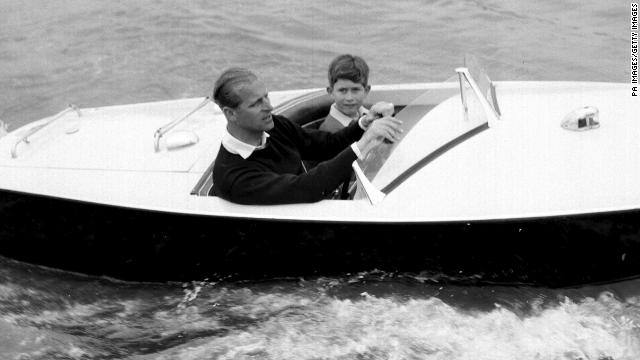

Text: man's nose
xmin=263 ymin=99 xmax=273 ymax=111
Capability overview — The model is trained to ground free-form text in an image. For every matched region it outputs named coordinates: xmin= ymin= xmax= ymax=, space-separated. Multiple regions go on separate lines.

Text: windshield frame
xmin=353 ymin=56 xmax=501 ymax=205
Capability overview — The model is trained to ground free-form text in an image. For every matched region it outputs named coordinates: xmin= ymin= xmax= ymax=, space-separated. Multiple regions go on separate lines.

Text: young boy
xmin=320 ymin=54 xmax=371 ymax=133
xmin=315 ymin=55 xmax=395 ymax=198
xmin=320 ymin=54 xmax=394 ymax=134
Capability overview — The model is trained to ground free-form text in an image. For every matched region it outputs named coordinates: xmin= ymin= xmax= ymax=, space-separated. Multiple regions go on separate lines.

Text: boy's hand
xmin=370 ymin=101 xmax=395 ymax=117
xmin=361 ymin=102 xmax=394 ymax=128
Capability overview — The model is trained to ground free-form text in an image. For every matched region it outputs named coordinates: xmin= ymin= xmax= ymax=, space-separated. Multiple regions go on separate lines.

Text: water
xmin=2 ymin=258 xmax=640 ymax=359
xmin=0 ymin=0 xmax=638 ymax=358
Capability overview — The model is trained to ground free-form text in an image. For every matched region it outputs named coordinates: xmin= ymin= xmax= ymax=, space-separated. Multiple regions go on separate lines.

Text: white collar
xmin=329 ymin=104 xmax=369 ymax=127
xmin=222 ymin=128 xmax=270 ymax=159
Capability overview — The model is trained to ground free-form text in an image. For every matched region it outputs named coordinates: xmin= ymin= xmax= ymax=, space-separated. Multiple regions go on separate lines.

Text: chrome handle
xmin=154 ymin=97 xmax=211 ymax=152
xmin=11 ymin=104 xmax=81 ymax=159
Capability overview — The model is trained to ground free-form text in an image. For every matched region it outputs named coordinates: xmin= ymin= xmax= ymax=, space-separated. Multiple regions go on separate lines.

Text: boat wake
xmin=0 ymin=263 xmax=639 ymax=359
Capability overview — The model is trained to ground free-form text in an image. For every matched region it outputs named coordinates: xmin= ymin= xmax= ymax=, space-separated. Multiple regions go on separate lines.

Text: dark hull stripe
xmin=1 ymin=188 xmax=639 ymax=286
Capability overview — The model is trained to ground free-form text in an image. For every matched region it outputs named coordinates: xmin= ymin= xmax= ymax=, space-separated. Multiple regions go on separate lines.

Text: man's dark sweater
xmin=211 ymin=114 xmax=364 ymax=205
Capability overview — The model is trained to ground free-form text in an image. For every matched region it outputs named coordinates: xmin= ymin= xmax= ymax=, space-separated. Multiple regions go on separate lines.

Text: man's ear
xmin=326 ymin=86 xmax=333 ymax=94
xmin=364 ymin=84 xmax=371 ymax=93
xmin=222 ymin=107 xmax=236 ymax=122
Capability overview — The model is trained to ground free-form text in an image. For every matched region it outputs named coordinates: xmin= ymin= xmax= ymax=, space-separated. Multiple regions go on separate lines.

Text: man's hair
xmin=213 ymin=67 xmax=258 ymax=108
xmin=327 ymin=54 xmax=369 ymax=88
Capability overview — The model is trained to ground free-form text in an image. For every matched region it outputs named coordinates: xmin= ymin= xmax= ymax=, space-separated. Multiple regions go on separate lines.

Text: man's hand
xmin=356 ymin=116 xmax=403 ymax=158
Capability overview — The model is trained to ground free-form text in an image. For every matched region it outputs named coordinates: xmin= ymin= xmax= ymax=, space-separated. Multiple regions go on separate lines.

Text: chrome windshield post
xmin=455 ymin=67 xmax=501 ymax=127
xmin=153 ymin=97 xmax=211 ymax=152
xmin=352 ymin=161 xmax=386 ymax=205
xmin=11 ymin=104 xmax=82 ymax=159
xmin=457 ymin=71 xmax=469 ymax=122
xmin=0 ymin=119 xmax=7 ymax=138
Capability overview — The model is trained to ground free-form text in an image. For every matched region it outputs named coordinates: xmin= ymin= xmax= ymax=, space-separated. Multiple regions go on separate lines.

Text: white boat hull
xmin=0 ymin=81 xmax=638 ymax=285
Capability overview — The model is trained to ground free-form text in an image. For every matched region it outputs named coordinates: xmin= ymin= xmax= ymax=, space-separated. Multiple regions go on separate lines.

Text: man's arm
xmin=277 ymin=116 xmax=364 ymax=161
xmin=214 ymin=116 xmax=403 ymax=205
xmin=222 ymin=147 xmax=357 ymax=205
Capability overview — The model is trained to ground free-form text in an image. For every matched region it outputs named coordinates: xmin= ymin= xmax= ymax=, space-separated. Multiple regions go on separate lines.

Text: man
xmin=210 ymin=67 xmax=401 ymax=205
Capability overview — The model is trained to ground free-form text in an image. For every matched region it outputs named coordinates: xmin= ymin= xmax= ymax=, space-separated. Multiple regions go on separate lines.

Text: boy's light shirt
xmin=222 ymin=129 xmax=270 ymax=159
xmin=329 ymin=103 xmax=369 ymax=127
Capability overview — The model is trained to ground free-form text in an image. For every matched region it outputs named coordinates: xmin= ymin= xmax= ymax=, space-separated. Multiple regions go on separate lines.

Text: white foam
xmin=145 ymin=291 xmax=640 ymax=360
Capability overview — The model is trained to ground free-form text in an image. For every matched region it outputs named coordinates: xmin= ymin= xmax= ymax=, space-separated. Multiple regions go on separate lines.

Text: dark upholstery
xmin=273 ymin=91 xmax=333 ymax=127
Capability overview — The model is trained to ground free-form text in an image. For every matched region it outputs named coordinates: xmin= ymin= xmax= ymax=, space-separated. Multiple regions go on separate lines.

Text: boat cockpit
xmin=190 ymin=55 xmax=503 ymax=204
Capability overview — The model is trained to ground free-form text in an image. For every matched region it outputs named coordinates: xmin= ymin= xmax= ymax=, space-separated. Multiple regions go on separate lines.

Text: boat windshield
xmin=353 ymin=55 xmax=501 ymax=203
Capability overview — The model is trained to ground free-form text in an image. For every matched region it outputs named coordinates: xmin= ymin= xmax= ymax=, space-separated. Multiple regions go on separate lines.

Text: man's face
xmin=328 ymin=79 xmax=370 ymax=118
xmin=231 ymin=80 xmax=274 ymax=133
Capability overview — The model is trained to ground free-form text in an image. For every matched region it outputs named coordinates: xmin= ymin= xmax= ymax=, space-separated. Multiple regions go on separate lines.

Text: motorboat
xmin=0 ymin=56 xmax=638 ymax=286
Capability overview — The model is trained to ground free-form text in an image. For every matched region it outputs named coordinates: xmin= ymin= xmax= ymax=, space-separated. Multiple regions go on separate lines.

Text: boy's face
xmin=327 ymin=79 xmax=370 ymax=118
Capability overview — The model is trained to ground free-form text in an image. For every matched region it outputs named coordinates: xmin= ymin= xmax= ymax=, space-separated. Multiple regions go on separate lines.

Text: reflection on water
xmin=1 ymin=258 xmax=639 ymax=359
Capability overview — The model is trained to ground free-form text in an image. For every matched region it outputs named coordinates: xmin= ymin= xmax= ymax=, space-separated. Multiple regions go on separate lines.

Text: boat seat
xmin=275 ymin=90 xmax=406 ymax=128
xmin=275 ymin=91 xmax=333 ymax=127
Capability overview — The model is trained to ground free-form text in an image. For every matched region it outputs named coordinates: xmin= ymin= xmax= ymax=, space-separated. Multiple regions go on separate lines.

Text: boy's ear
xmin=326 ymin=86 xmax=333 ymax=94
xmin=364 ymin=84 xmax=371 ymax=93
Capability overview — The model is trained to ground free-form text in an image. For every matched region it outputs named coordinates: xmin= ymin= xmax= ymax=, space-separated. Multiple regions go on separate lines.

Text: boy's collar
xmin=329 ymin=104 xmax=368 ymax=127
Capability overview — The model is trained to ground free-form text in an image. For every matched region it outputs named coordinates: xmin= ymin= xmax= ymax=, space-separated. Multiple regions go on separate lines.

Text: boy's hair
xmin=213 ymin=67 xmax=258 ymax=108
xmin=327 ymin=54 xmax=369 ymax=88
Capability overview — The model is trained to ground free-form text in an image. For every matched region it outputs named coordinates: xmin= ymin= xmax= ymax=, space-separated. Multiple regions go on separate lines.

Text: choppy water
xmin=2 ymin=258 xmax=640 ymax=360
xmin=1 ymin=0 xmax=639 ymax=359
